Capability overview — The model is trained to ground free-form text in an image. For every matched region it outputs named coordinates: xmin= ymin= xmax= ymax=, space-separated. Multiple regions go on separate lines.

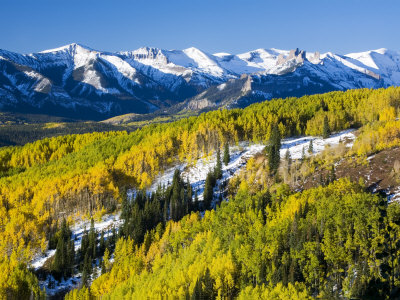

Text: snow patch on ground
xmin=146 ymin=129 xmax=356 ymax=203
xmin=388 ymin=186 xmax=400 ymax=203
xmin=182 ymin=143 xmax=265 ymax=201
xmin=280 ymin=129 xmax=355 ymax=159
xmin=30 ymin=213 xmax=122 ymax=296
xmin=31 ymin=213 xmax=122 ymax=271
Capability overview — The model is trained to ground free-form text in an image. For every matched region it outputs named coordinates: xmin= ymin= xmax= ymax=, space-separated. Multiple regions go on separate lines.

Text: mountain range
xmin=0 ymin=43 xmax=399 ymax=120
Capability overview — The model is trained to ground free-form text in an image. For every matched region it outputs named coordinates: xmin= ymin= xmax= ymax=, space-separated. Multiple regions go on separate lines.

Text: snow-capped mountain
xmin=0 ymin=44 xmax=399 ymax=119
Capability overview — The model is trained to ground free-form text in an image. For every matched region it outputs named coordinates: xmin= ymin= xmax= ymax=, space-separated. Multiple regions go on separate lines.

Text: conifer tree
xmin=52 ymin=236 xmax=64 ymax=277
xmin=194 ymin=190 xmax=199 ymax=211
xmin=203 ymin=172 xmax=215 ymax=210
xmin=323 ymin=115 xmax=330 ymax=138
xmin=308 ymin=139 xmax=313 ymax=154
xmin=80 ymin=227 xmax=89 ymax=259
xmin=301 ymin=146 xmax=305 ymax=161
xmin=88 ymin=218 xmax=97 ymax=258
xmin=330 ymin=165 xmax=336 ymax=182
xmin=99 ymin=230 xmax=105 ymax=256
xmin=223 ymin=143 xmax=230 ymax=166
xmin=67 ymin=239 xmax=75 ymax=276
xmin=215 ymin=147 xmax=223 ymax=179
xmin=285 ymin=149 xmax=292 ymax=173
xmin=266 ymin=124 xmax=281 ymax=173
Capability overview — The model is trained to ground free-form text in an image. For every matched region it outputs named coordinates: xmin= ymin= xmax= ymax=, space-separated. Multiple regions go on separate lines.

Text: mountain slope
xmin=0 ymin=44 xmax=399 ymax=119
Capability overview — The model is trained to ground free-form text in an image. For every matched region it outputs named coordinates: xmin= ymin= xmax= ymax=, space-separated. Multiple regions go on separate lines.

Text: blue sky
xmin=1 ymin=0 xmax=399 ymax=54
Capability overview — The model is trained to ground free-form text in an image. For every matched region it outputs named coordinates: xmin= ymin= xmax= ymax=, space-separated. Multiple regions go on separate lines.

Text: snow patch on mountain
xmin=148 ymin=129 xmax=356 ymax=202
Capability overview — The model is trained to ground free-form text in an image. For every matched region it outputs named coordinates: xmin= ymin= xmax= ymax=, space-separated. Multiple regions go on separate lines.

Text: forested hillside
xmin=2 ymin=87 xmax=400 ymax=298
xmin=67 ymin=179 xmax=400 ymax=299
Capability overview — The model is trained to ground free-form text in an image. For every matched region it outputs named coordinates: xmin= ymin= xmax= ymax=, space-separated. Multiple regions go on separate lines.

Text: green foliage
xmin=52 ymin=219 xmax=74 ymax=279
xmin=266 ymin=124 xmax=281 ymax=173
xmin=65 ymin=178 xmax=400 ymax=299
xmin=203 ymin=171 xmax=216 ymax=210
xmin=322 ymin=115 xmax=330 ymax=138
xmin=223 ymin=142 xmax=230 ymax=166
xmin=3 ymin=87 xmax=400 ymax=297
xmin=215 ymin=146 xmax=223 ymax=180
xmin=308 ymin=139 xmax=313 ymax=154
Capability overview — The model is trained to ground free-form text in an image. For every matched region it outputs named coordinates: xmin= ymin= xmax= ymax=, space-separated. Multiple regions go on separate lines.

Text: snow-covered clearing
xmin=30 ymin=213 xmax=122 ymax=296
xmin=388 ymin=186 xmax=400 ymax=203
xmin=280 ymin=129 xmax=355 ymax=159
xmin=31 ymin=212 xmax=122 ymax=271
xmin=148 ymin=129 xmax=356 ymax=202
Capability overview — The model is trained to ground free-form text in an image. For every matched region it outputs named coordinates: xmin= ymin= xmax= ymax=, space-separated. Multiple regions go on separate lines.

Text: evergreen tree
xmin=203 ymin=268 xmax=215 ymax=298
xmin=111 ymin=226 xmax=117 ymax=247
xmin=88 ymin=218 xmax=97 ymax=259
xmin=80 ymin=227 xmax=89 ymax=259
xmin=215 ymin=147 xmax=223 ymax=179
xmin=203 ymin=172 xmax=215 ymax=210
xmin=285 ymin=149 xmax=292 ymax=173
xmin=323 ymin=115 xmax=330 ymax=138
xmin=99 ymin=230 xmax=105 ymax=256
xmin=194 ymin=190 xmax=199 ymax=211
xmin=319 ymin=173 xmax=325 ymax=186
xmin=52 ymin=235 xmax=65 ymax=278
xmin=163 ymin=199 xmax=168 ymax=223
xmin=171 ymin=178 xmax=181 ymax=221
xmin=223 ymin=143 xmax=230 ymax=166
xmin=301 ymin=146 xmax=305 ymax=161
xmin=330 ymin=165 xmax=336 ymax=182
xmin=52 ymin=218 xmax=74 ymax=278
xmin=308 ymin=139 xmax=313 ymax=154
xmin=121 ymin=195 xmax=130 ymax=222
xmin=266 ymin=124 xmax=281 ymax=173
xmin=192 ymin=278 xmax=202 ymax=299
xmin=187 ymin=178 xmax=193 ymax=211
xmin=67 ymin=239 xmax=75 ymax=276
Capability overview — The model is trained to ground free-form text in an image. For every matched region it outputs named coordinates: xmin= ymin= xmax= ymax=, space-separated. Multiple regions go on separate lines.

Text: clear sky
xmin=1 ymin=0 xmax=399 ymax=55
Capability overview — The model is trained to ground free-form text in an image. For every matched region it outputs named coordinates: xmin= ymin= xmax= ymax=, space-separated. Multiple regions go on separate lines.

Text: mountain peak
xmin=0 ymin=44 xmax=399 ymax=120
xmin=38 ymin=43 xmax=95 ymax=54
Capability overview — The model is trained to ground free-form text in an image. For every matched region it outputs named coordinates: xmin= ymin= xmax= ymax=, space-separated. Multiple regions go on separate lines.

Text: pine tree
xmin=187 ymin=178 xmax=193 ymax=211
xmin=163 ymin=199 xmax=168 ymax=223
xmin=266 ymin=124 xmax=281 ymax=173
xmin=121 ymin=195 xmax=130 ymax=222
xmin=330 ymin=165 xmax=336 ymax=182
xmin=203 ymin=268 xmax=215 ymax=298
xmin=194 ymin=190 xmax=199 ymax=211
xmin=80 ymin=227 xmax=89 ymax=259
xmin=192 ymin=278 xmax=202 ymax=299
xmin=99 ymin=230 xmax=105 ymax=256
xmin=67 ymin=239 xmax=75 ymax=276
xmin=223 ymin=143 xmax=230 ymax=166
xmin=323 ymin=115 xmax=330 ymax=138
xmin=52 ymin=218 xmax=74 ymax=278
xmin=285 ymin=149 xmax=292 ymax=172
xmin=52 ymin=236 xmax=64 ymax=278
xmin=215 ymin=147 xmax=223 ymax=179
xmin=308 ymin=139 xmax=313 ymax=154
xmin=203 ymin=172 xmax=215 ymax=210
xmin=88 ymin=218 xmax=97 ymax=259
xmin=171 ymin=179 xmax=181 ymax=221
xmin=301 ymin=146 xmax=305 ymax=161
xmin=81 ymin=265 xmax=89 ymax=287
